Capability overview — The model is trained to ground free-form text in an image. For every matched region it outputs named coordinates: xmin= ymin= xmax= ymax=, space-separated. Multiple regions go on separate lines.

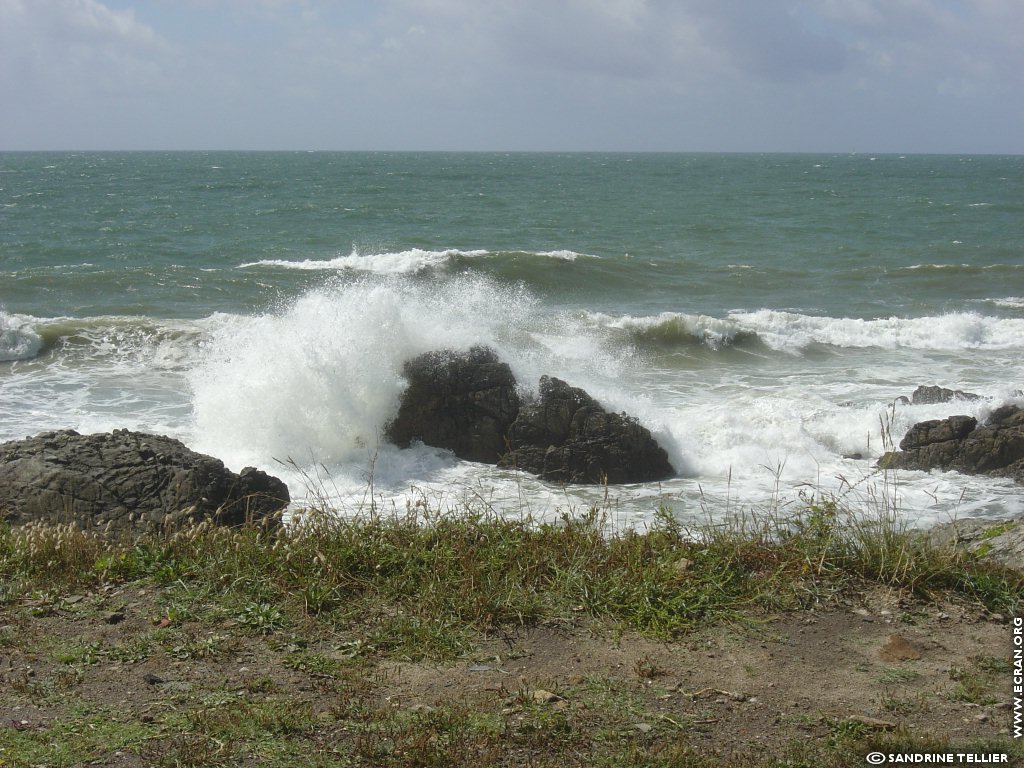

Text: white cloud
xmin=0 ymin=0 xmax=171 ymax=101
xmin=0 ymin=0 xmax=1020 ymax=151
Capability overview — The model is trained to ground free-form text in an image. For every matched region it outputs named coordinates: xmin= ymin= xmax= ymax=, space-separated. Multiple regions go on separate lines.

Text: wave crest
xmin=238 ymin=247 xmax=598 ymax=275
xmin=0 ymin=311 xmax=43 ymax=362
xmin=728 ymin=310 xmax=1024 ymax=352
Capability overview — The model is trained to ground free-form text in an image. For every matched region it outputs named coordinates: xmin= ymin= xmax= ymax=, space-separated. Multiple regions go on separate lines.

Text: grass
xmin=0 ymin=491 xmax=1022 ymax=766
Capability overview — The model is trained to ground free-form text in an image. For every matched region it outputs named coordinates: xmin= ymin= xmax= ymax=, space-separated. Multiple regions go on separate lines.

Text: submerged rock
xmin=880 ymin=404 xmax=1024 ymax=484
xmin=498 ymin=376 xmax=675 ymax=484
xmin=387 ymin=347 xmax=675 ymax=484
xmin=0 ymin=429 xmax=289 ymax=535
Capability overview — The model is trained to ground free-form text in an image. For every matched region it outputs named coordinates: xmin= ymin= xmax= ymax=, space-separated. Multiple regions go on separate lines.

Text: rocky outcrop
xmin=385 ymin=346 xmax=521 ymax=464
xmin=386 ymin=347 xmax=675 ymax=484
xmin=497 ymin=376 xmax=674 ymax=484
xmin=0 ymin=429 xmax=289 ymax=535
xmin=909 ymin=385 xmax=980 ymax=405
xmin=880 ymin=405 xmax=1024 ymax=484
xmin=922 ymin=515 xmax=1024 ymax=572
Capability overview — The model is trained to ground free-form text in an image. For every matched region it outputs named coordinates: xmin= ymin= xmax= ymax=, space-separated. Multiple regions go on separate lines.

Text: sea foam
xmin=0 ymin=311 xmax=43 ymax=362
xmin=239 ymin=248 xmax=488 ymax=274
xmin=238 ymin=247 xmax=599 ymax=275
xmin=188 ymin=275 xmax=545 ymax=471
xmin=728 ymin=310 xmax=1024 ymax=352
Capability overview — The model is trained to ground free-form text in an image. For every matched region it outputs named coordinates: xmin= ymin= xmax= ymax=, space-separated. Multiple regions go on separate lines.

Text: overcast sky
xmin=1 ymin=0 xmax=1021 ymax=152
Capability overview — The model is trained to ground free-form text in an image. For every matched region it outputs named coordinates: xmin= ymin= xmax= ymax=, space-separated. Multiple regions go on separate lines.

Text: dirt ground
xmin=1 ymin=581 xmax=1018 ymax=766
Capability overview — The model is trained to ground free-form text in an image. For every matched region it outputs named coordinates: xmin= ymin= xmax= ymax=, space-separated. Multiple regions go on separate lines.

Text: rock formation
xmin=0 ymin=429 xmax=289 ymax=535
xmin=386 ymin=347 xmax=675 ymax=484
xmin=497 ymin=376 xmax=675 ymax=484
xmin=880 ymin=404 xmax=1024 ymax=484
xmin=909 ymin=385 xmax=980 ymax=405
xmin=385 ymin=346 xmax=521 ymax=464
xmin=922 ymin=515 xmax=1024 ymax=572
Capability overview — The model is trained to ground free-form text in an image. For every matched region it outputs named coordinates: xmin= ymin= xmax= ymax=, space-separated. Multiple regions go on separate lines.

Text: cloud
xmin=0 ymin=0 xmax=1020 ymax=151
xmin=0 ymin=0 xmax=171 ymax=100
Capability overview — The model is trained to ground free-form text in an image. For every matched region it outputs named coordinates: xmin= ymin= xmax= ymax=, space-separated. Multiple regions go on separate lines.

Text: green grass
xmin=1 ymin=494 xmax=1022 ymax=767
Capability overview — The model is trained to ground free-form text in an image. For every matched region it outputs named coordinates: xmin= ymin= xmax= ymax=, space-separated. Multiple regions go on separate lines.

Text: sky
xmin=1 ymin=0 xmax=1021 ymax=153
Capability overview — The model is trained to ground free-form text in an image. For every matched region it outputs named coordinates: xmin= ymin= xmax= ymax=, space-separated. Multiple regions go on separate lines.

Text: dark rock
xmin=497 ymin=376 xmax=674 ymax=484
xmin=385 ymin=346 xmax=521 ymax=464
xmin=0 ymin=429 xmax=289 ymax=536
xmin=899 ymin=415 xmax=977 ymax=450
xmin=880 ymin=405 xmax=1024 ymax=484
xmin=386 ymin=347 xmax=675 ymax=485
xmin=910 ymin=385 xmax=980 ymax=405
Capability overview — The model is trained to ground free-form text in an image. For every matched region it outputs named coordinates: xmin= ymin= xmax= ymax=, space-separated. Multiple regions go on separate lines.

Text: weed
xmin=236 ymin=601 xmax=286 ymax=634
xmin=877 ymin=667 xmax=922 ymax=684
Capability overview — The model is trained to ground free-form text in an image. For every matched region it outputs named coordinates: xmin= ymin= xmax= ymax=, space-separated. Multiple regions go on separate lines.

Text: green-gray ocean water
xmin=2 ymin=152 xmax=1023 ymax=524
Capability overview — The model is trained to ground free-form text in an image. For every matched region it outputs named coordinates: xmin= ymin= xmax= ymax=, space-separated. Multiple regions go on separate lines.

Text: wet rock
xmin=910 ymin=385 xmax=981 ymax=405
xmin=387 ymin=347 xmax=675 ymax=484
xmin=385 ymin=346 xmax=521 ymax=464
xmin=498 ymin=376 xmax=675 ymax=484
xmin=0 ymin=429 xmax=289 ymax=536
xmin=879 ymin=405 xmax=1024 ymax=485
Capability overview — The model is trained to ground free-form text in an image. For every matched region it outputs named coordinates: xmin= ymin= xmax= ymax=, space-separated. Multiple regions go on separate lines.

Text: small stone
xmin=879 ymin=634 xmax=922 ymax=662
xmin=673 ymin=558 xmax=693 ymax=573
xmin=468 ymin=664 xmax=493 ymax=672
xmin=634 ymin=723 xmax=653 ymax=733
xmin=974 ymin=712 xmax=990 ymax=723
xmin=532 ymin=689 xmax=562 ymax=704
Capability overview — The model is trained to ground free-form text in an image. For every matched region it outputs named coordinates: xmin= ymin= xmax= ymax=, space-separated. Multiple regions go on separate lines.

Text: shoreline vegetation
xmin=2 ymin=485 xmax=1022 ymax=766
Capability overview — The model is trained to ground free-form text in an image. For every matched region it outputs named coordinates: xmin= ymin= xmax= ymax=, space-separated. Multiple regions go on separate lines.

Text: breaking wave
xmin=0 ymin=311 xmax=43 ymax=362
xmin=581 ymin=310 xmax=1024 ymax=354
xmin=239 ymin=247 xmax=599 ymax=275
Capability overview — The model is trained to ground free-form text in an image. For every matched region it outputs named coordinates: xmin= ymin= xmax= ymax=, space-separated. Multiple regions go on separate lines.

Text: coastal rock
xmin=880 ymin=404 xmax=1024 ymax=484
xmin=386 ymin=347 xmax=675 ymax=484
xmin=497 ymin=376 xmax=675 ymax=484
xmin=922 ymin=515 xmax=1024 ymax=572
xmin=910 ymin=385 xmax=981 ymax=405
xmin=0 ymin=429 xmax=289 ymax=535
xmin=385 ymin=346 xmax=521 ymax=464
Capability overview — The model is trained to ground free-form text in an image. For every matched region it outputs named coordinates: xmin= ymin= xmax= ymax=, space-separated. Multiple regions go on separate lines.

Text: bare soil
xmin=1 ymin=584 xmax=1018 ymax=766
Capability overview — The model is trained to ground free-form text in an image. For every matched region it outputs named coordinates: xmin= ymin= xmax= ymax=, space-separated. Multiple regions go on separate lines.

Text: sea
xmin=2 ymin=151 xmax=1022 ymax=528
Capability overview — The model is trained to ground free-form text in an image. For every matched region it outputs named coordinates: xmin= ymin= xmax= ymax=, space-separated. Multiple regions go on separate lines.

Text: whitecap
xmin=0 ymin=311 xmax=43 ymax=362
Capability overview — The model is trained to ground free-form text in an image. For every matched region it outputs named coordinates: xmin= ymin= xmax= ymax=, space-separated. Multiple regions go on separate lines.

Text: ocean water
xmin=2 ymin=151 xmax=1022 ymax=527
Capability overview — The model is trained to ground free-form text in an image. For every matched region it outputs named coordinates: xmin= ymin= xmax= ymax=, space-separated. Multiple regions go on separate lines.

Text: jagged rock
xmin=0 ymin=429 xmax=289 ymax=536
xmin=880 ymin=405 xmax=1024 ymax=484
xmin=910 ymin=385 xmax=981 ymax=405
xmin=385 ymin=346 xmax=521 ymax=464
xmin=497 ymin=376 xmax=674 ymax=484
xmin=386 ymin=347 xmax=675 ymax=484
xmin=922 ymin=515 xmax=1024 ymax=571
